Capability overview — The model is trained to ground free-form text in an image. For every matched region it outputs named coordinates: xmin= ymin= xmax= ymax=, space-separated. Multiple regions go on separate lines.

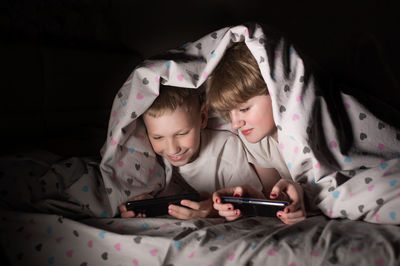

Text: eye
xmin=178 ymin=131 xmax=189 ymax=136
xmin=152 ymin=136 xmax=163 ymax=140
xmin=239 ymin=107 xmax=249 ymax=112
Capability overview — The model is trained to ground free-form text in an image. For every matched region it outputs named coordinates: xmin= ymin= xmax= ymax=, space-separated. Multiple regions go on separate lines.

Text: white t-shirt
xmin=239 ymin=133 xmax=291 ymax=179
xmin=164 ymin=129 xmax=263 ymax=195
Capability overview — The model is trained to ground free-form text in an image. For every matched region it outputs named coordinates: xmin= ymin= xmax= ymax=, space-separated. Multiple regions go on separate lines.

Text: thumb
xmin=270 ymin=179 xmax=285 ymax=199
xmin=233 ymin=186 xmax=245 ymax=197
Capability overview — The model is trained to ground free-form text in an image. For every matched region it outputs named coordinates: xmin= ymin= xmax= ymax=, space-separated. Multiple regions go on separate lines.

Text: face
xmin=229 ymin=94 xmax=277 ymax=143
xmin=143 ymin=105 xmax=207 ymax=167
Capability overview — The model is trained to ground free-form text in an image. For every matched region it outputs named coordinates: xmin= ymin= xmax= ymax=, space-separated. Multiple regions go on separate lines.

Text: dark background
xmin=1 ymin=0 xmax=399 ymax=157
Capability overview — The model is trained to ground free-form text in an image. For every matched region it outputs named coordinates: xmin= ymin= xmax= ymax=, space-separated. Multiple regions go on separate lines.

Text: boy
xmin=119 ymin=85 xmax=265 ymax=219
xmin=207 ymin=42 xmax=306 ymax=224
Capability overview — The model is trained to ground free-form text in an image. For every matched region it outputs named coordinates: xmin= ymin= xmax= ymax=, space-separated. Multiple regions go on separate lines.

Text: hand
xmin=269 ymin=179 xmax=306 ymax=225
xmin=168 ymin=192 xmax=216 ymax=219
xmin=212 ymin=185 xmax=264 ymax=221
xmin=119 ymin=193 xmax=153 ymax=218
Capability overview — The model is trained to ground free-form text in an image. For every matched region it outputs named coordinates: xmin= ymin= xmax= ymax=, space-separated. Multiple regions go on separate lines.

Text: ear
xmin=200 ymin=104 xmax=208 ymax=129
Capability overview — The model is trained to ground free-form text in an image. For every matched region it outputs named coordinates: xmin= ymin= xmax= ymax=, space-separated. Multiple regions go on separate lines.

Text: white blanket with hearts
xmin=99 ymin=23 xmax=400 ymax=224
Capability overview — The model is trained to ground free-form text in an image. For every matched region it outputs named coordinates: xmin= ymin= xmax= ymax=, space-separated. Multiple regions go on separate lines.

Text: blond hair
xmin=144 ymin=85 xmax=203 ymax=118
xmin=206 ymin=42 xmax=267 ymax=120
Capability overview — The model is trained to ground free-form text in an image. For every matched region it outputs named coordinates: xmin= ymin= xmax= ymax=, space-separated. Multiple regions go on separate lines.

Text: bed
xmin=2 ymin=22 xmax=400 ymax=266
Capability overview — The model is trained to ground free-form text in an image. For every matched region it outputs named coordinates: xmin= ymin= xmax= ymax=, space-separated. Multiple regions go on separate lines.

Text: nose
xmin=230 ymin=110 xmax=245 ymax=130
xmin=167 ymin=138 xmax=181 ymax=155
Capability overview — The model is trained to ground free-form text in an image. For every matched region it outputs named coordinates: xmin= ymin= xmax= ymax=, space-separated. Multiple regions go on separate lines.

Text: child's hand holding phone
xmin=212 ymin=185 xmax=266 ymax=221
xmin=119 ymin=193 xmax=154 ymax=218
xmin=168 ymin=193 xmax=216 ymax=219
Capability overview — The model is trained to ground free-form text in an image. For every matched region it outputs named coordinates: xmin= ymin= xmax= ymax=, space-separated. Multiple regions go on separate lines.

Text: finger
xmin=278 ymin=210 xmax=306 ymax=223
xmin=119 ymin=204 xmax=127 ymax=213
xmin=270 ymin=179 xmax=287 ymax=198
xmin=232 ymin=186 xmax=245 ymax=197
xmin=213 ymin=187 xmax=236 ymax=203
xmin=283 ymin=202 xmax=299 ymax=213
xmin=218 ymin=209 xmax=241 ymax=221
xmin=212 ymin=186 xmax=244 ymax=204
xmin=213 ymin=202 xmax=234 ymax=212
xmin=137 ymin=213 xmax=147 ymax=218
xmin=121 ymin=210 xmax=135 ymax=218
xmin=279 ymin=213 xmax=306 ymax=225
xmin=180 ymin=199 xmax=201 ymax=210
xmin=168 ymin=204 xmax=192 ymax=220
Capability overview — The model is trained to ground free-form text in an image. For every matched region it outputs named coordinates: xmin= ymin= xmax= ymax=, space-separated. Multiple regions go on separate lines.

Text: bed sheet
xmin=1 ymin=211 xmax=400 ymax=266
xmin=1 ymin=150 xmax=399 ymax=266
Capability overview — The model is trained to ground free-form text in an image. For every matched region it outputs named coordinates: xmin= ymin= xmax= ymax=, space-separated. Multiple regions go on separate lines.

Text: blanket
xmin=98 ymin=23 xmax=400 ymax=223
xmin=2 ymin=209 xmax=400 ymax=266
xmin=1 ymin=22 xmax=400 ymax=266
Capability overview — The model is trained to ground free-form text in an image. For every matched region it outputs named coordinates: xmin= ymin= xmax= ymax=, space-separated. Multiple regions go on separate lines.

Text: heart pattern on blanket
xmin=136 ymin=92 xmax=143 ymax=100
xmin=360 ymin=133 xmax=367 ymax=140
xmin=150 ymin=249 xmax=158 ymax=256
xmin=101 ymin=252 xmax=108 ymax=260
xmin=329 ymin=141 xmax=338 ymax=148
xmin=48 ymin=256 xmax=55 ymax=264
xmin=267 ymin=248 xmax=276 ymax=256
xmin=359 ymin=113 xmax=367 ymax=120
xmin=364 ymin=177 xmax=372 ymax=184
xmin=177 ymin=74 xmax=184 ymax=81
xmin=66 ymin=250 xmax=73 ymax=258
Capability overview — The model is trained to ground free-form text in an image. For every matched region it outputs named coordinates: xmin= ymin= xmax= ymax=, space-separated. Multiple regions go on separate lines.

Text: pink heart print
xmin=329 ymin=141 xmax=338 ymax=148
xmin=136 ymin=92 xmax=144 ymax=100
xmin=150 ymin=249 xmax=158 ymax=256
xmin=177 ymin=74 xmax=184 ymax=81
xmin=110 ymin=138 xmax=117 ymax=146
xmin=66 ymin=250 xmax=73 ymax=258
xmin=267 ymin=248 xmax=275 ymax=256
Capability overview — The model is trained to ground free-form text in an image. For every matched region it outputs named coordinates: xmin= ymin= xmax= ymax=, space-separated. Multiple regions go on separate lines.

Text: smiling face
xmin=229 ymin=94 xmax=277 ymax=143
xmin=143 ymin=104 xmax=207 ymax=167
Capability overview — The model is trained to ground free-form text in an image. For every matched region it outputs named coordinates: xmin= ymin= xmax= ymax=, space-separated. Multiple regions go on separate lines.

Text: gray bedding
xmin=1 ymin=152 xmax=399 ymax=266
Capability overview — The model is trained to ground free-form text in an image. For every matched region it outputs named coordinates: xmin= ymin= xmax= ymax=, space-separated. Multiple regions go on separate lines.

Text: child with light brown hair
xmin=207 ymin=42 xmax=307 ymax=224
xmin=119 ymin=84 xmax=264 ymax=220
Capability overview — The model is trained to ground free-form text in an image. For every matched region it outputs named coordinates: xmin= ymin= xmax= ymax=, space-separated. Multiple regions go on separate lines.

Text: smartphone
xmin=220 ymin=196 xmax=289 ymax=217
xmin=125 ymin=192 xmax=201 ymax=217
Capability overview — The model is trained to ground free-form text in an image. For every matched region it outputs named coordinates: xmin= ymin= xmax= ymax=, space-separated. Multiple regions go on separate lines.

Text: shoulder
xmin=202 ymin=129 xmax=248 ymax=161
xmin=202 ymin=129 xmax=242 ymax=148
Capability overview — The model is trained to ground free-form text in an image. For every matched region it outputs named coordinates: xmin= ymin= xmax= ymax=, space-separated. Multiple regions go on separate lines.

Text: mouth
xmin=167 ymin=150 xmax=187 ymax=162
xmin=241 ymin=129 xmax=253 ymax=136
